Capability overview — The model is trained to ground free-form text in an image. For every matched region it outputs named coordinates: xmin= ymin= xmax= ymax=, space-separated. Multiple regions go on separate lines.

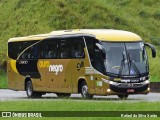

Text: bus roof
xmin=8 ymin=29 xmax=142 ymax=42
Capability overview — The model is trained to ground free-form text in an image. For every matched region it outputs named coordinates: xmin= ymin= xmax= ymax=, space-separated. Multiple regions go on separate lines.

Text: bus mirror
xmin=144 ymin=43 xmax=156 ymax=58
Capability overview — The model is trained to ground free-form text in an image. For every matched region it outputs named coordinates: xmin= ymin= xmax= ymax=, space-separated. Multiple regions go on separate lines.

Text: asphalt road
xmin=0 ymin=89 xmax=159 ymax=102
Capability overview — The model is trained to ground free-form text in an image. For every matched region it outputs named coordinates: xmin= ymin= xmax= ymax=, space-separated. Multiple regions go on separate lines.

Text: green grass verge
xmin=0 ymin=100 xmax=160 ymax=120
xmin=150 ymin=76 xmax=160 ymax=82
xmin=1 ymin=100 xmax=160 ymax=111
xmin=0 ymin=73 xmax=7 ymax=89
xmin=0 ymin=0 xmax=160 ymax=81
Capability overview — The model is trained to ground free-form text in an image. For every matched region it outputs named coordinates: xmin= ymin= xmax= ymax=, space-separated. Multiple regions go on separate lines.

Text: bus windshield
xmin=101 ymin=42 xmax=148 ymax=77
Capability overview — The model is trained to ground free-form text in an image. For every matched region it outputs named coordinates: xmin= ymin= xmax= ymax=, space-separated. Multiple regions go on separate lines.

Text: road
xmin=0 ymin=89 xmax=159 ymax=102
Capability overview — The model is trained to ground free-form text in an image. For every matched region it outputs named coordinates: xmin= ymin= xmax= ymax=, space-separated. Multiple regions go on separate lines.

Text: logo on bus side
xmin=39 ymin=61 xmax=50 ymax=68
xmin=49 ymin=65 xmax=63 ymax=75
xmin=77 ymin=61 xmax=84 ymax=71
xmin=38 ymin=61 xmax=63 ymax=75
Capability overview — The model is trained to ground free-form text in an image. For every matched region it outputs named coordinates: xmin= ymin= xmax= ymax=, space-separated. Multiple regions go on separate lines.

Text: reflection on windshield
xmin=101 ymin=42 xmax=148 ymax=76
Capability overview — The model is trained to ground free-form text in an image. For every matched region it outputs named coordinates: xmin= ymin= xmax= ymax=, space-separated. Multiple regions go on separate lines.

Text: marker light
xmin=147 ymin=87 xmax=150 ymax=91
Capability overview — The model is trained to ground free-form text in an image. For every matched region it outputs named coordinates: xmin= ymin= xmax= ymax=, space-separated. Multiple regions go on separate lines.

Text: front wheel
xmin=81 ymin=81 xmax=93 ymax=99
xmin=26 ymin=81 xmax=42 ymax=98
xmin=117 ymin=94 xmax=129 ymax=99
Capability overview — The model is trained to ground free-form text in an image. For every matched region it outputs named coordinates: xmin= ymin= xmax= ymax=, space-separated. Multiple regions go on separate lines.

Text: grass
xmin=0 ymin=100 xmax=160 ymax=120
xmin=0 ymin=1 xmax=159 ymax=120
xmin=150 ymin=76 xmax=160 ymax=82
xmin=0 ymin=0 xmax=160 ymax=80
xmin=1 ymin=100 xmax=160 ymax=111
xmin=0 ymin=73 xmax=7 ymax=89
xmin=0 ymin=0 xmax=160 ymax=81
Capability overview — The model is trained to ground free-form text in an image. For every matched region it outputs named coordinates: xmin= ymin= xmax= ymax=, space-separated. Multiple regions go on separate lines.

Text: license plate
xmin=127 ymin=89 xmax=135 ymax=93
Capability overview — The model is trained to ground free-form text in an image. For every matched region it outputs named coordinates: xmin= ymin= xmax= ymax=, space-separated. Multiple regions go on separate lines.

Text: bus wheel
xmin=117 ymin=94 xmax=129 ymax=99
xmin=56 ymin=93 xmax=71 ymax=98
xmin=26 ymin=81 xmax=42 ymax=98
xmin=81 ymin=81 xmax=93 ymax=99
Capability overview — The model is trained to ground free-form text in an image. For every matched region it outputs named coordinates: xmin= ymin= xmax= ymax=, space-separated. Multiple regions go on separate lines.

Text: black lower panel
xmin=110 ymin=83 xmax=149 ymax=94
xmin=16 ymin=60 xmax=41 ymax=79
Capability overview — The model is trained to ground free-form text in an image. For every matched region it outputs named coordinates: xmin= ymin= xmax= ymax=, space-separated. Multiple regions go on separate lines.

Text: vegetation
xmin=1 ymin=100 xmax=160 ymax=111
xmin=0 ymin=0 xmax=160 ymax=81
xmin=0 ymin=73 xmax=7 ymax=88
xmin=0 ymin=100 xmax=160 ymax=119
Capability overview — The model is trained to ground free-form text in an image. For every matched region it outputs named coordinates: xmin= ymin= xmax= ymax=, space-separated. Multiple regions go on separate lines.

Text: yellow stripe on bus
xmin=11 ymin=60 xmax=18 ymax=74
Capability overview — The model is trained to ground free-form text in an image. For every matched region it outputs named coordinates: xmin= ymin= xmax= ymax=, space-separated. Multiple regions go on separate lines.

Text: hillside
xmin=0 ymin=0 xmax=160 ymax=81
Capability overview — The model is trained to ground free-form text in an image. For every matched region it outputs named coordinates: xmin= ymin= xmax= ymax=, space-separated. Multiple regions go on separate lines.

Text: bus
xmin=7 ymin=29 xmax=156 ymax=99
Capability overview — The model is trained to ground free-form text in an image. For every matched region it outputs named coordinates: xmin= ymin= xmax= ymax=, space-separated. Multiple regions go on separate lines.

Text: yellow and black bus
xmin=8 ymin=29 xmax=156 ymax=99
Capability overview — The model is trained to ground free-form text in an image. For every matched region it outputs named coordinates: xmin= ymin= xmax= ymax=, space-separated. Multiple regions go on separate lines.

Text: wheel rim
xmin=82 ymin=85 xmax=88 ymax=97
xmin=27 ymin=82 xmax=32 ymax=96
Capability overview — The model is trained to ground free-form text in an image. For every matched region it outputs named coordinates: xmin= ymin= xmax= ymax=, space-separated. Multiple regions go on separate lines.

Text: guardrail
xmin=150 ymin=82 xmax=160 ymax=92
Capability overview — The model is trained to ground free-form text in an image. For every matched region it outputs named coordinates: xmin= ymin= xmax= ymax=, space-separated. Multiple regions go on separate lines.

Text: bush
xmin=153 ymin=12 xmax=160 ymax=19
xmin=0 ymin=60 xmax=7 ymax=73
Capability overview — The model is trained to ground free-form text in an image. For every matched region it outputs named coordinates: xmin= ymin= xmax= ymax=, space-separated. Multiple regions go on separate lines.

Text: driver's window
xmin=85 ymin=37 xmax=104 ymax=73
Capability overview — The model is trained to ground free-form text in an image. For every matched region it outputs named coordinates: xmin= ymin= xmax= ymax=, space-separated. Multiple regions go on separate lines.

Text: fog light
xmin=147 ymin=87 xmax=150 ymax=91
xmin=107 ymin=89 xmax=111 ymax=92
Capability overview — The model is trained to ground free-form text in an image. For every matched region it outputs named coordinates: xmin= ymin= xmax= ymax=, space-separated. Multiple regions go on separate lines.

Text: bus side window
xmin=36 ymin=41 xmax=45 ymax=59
xmin=60 ymin=40 xmax=70 ymax=59
xmin=70 ymin=38 xmax=85 ymax=58
xmin=19 ymin=41 xmax=40 ymax=60
xmin=44 ymin=39 xmax=58 ymax=59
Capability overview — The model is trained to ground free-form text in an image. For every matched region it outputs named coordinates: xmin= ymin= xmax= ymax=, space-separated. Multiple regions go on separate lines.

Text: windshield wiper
xmin=118 ymin=52 xmax=126 ymax=77
xmin=127 ymin=53 xmax=141 ymax=76
xmin=118 ymin=52 xmax=141 ymax=77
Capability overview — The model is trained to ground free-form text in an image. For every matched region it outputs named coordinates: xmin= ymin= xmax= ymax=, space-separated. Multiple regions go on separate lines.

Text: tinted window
xmin=70 ymin=37 xmax=85 ymax=58
xmin=15 ymin=37 xmax=85 ymax=60
xmin=44 ymin=39 xmax=58 ymax=59
xmin=8 ymin=41 xmax=37 ymax=60
xmin=43 ymin=37 xmax=85 ymax=59
xmin=60 ymin=37 xmax=85 ymax=59
xmin=19 ymin=41 xmax=41 ymax=60
xmin=85 ymin=37 xmax=104 ymax=73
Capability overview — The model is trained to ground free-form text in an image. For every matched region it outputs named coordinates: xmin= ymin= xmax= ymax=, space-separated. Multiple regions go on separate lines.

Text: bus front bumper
xmin=102 ymin=78 xmax=150 ymax=94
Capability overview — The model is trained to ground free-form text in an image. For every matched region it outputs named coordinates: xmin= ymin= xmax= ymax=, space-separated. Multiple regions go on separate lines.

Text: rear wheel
xmin=56 ymin=93 xmax=71 ymax=98
xmin=26 ymin=81 xmax=42 ymax=98
xmin=118 ymin=94 xmax=129 ymax=99
xmin=81 ymin=81 xmax=93 ymax=99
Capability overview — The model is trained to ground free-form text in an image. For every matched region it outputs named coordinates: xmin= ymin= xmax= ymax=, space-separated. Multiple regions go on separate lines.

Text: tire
xmin=81 ymin=81 xmax=93 ymax=99
xmin=26 ymin=80 xmax=42 ymax=98
xmin=56 ymin=93 xmax=71 ymax=98
xmin=118 ymin=94 xmax=129 ymax=100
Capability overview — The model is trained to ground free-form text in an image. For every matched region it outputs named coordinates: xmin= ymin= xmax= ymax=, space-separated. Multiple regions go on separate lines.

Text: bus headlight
xmin=143 ymin=80 xmax=150 ymax=85
xmin=102 ymin=78 xmax=120 ymax=86
xmin=109 ymin=81 xmax=120 ymax=86
xmin=107 ymin=89 xmax=111 ymax=92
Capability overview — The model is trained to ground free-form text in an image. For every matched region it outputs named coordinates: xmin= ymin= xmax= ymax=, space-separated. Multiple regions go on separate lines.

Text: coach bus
xmin=7 ymin=29 xmax=156 ymax=99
